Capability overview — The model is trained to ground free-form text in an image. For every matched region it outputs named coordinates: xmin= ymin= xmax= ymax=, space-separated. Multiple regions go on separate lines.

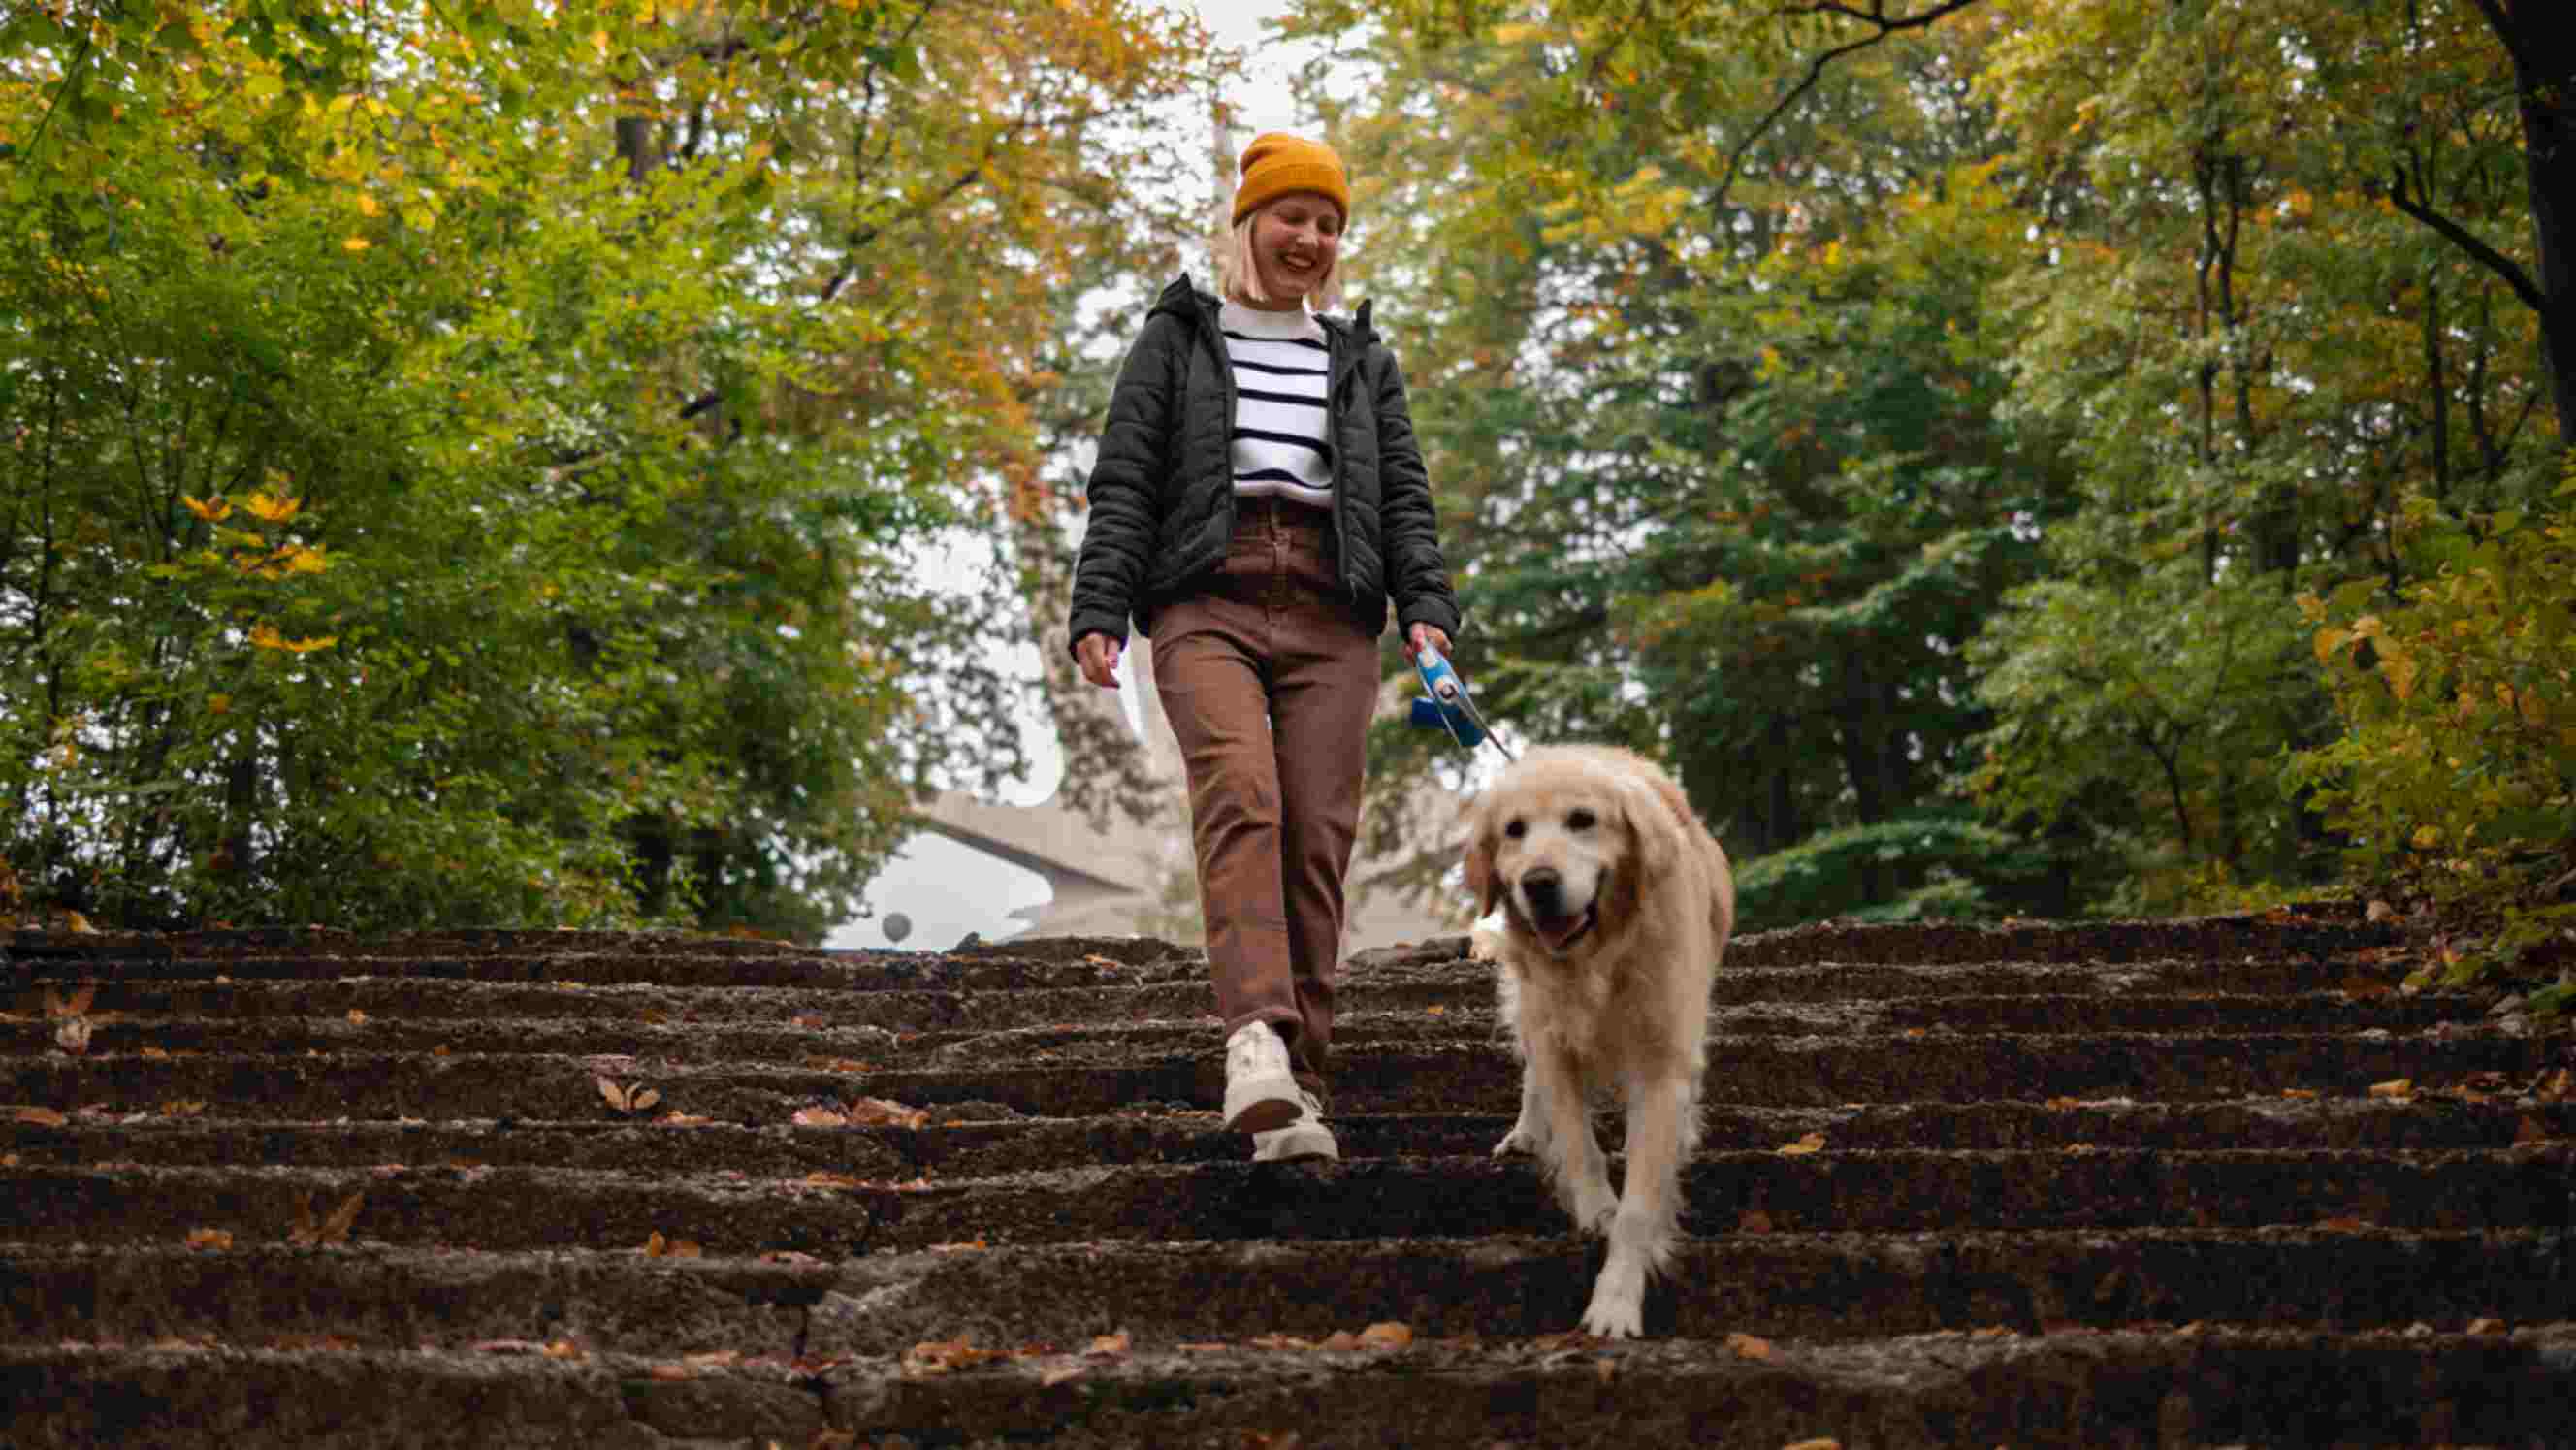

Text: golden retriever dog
xmin=1464 ymin=745 xmax=1734 ymax=1338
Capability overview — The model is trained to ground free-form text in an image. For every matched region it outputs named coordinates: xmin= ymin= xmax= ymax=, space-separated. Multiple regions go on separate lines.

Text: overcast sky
xmin=823 ymin=0 xmax=1309 ymax=951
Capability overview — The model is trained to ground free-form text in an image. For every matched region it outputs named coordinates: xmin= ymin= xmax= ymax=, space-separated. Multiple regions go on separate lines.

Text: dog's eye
xmin=1566 ymin=809 xmax=1598 ymax=831
xmin=1503 ymin=818 xmax=1527 ymax=840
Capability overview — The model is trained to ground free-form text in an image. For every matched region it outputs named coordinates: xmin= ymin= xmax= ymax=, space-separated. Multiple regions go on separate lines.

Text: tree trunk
xmin=2509 ymin=25 xmax=2575 ymax=447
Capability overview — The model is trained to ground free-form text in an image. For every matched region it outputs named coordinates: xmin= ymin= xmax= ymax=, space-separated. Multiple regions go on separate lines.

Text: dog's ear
xmin=1610 ymin=770 xmax=1690 ymax=920
xmin=1461 ymin=797 xmax=1502 ymax=918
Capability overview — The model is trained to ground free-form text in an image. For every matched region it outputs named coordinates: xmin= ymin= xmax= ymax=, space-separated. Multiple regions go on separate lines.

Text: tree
xmin=0 ymin=1 xmax=1221 ymax=933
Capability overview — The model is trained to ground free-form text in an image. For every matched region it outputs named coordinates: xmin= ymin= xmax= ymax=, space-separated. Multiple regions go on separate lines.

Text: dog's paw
xmin=1580 ymin=1285 xmax=1645 ymax=1339
xmin=1491 ymin=1122 xmax=1542 ymax=1158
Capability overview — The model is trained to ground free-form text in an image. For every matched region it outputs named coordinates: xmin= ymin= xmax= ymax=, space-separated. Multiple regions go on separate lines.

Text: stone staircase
xmin=3 ymin=915 xmax=2570 ymax=1447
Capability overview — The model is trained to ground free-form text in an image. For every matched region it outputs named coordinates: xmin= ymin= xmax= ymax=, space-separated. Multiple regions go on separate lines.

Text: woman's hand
xmin=1075 ymin=631 xmax=1124 ymax=690
xmin=1404 ymin=623 xmax=1452 ymax=662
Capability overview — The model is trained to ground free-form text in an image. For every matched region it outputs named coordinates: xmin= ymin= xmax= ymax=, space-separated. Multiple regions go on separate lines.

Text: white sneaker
xmin=1252 ymin=1090 xmax=1339 ymax=1164
xmin=1222 ymin=1021 xmax=1303 ymax=1134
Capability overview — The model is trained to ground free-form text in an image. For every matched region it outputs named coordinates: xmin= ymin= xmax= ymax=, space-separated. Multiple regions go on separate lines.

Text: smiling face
xmin=1237 ymin=191 xmax=1343 ymax=311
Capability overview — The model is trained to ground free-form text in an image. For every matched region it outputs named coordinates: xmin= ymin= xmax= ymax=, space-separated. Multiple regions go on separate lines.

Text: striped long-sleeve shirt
xmin=1220 ymin=301 xmax=1333 ymax=510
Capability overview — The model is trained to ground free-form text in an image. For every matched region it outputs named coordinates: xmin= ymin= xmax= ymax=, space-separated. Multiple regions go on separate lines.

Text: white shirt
xmin=1220 ymin=301 xmax=1333 ymax=509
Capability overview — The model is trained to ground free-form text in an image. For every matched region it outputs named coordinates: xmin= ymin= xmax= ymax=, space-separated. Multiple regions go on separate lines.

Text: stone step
xmin=3 ymin=1231 xmax=2565 ymax=1354
xmin=4 ymin=1031 xmax=2544 ymax=1123
xmin=0 ymin=993 xmax=2482 ymax=1066
xmin=7 ymin=912 xmax=2395 ymax=962
xmin=10 ymin=1319 xmax=2569 ymax=1449
xmin=7 ymin=1140 xmax=2567 ymax=1254
xmin=5 ymin=960 xmax=2447 ymax=1030
xmin=13 ymin=1101 xmax=2569 ymax=1177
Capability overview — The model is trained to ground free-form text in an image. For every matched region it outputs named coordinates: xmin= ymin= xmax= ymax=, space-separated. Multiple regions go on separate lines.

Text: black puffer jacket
xmin=1067 ymin=275 xmax=1464 ymax=654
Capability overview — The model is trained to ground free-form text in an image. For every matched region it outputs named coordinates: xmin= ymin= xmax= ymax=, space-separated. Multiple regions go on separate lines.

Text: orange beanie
xmin=1232 ymin=132 xmax=1351 ymax=227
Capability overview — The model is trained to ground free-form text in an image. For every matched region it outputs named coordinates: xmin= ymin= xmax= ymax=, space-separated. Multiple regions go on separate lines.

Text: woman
xmin=1066 ymin=133 xmax=1463 ymax=1163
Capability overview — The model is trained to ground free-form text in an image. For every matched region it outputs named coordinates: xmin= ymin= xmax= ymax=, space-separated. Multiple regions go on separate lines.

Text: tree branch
xmin=1711 ymin=0 xmax=1989 ymax=211
xmin=2386 ymin=162 xmax=2547 ymax=316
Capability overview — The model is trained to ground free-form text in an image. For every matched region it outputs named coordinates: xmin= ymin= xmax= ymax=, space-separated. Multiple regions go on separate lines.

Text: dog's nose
xmin=1520 ymin=868 xmax=1564 ymax=917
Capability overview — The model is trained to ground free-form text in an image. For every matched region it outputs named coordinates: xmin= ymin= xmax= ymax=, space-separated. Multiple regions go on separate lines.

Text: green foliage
xmin=1 ymin=1 xmax=1218 ymax=935
xmin=1731 ymin=809 xmax=2064 ymax=931
xmin=1305 ymin=0 xmax=2560 ymax=935
xmin=2287 ymin=471 xmax=2576 ymax=992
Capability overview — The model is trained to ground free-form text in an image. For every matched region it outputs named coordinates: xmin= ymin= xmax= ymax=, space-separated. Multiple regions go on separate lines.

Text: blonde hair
xmin=1215 ymin=208 xmax=1347 ymax=314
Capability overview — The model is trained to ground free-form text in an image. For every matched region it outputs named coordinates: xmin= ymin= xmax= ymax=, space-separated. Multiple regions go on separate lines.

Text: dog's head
xmin=1463 ymin=746 xmax=1689 ymax=959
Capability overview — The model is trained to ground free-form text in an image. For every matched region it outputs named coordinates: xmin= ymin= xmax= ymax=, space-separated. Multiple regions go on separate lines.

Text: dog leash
xmin=1409 ymin=644 xmax=1516 ymax=762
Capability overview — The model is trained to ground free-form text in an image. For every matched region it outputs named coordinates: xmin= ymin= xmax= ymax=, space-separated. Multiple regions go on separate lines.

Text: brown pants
xmin=1151 ymin=497 xmax=1379 ymax=1096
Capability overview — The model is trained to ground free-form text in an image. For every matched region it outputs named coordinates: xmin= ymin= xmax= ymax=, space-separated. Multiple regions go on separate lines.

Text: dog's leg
xmin=1531 ymin=1042 xmax=1616 ymax=1235
xmin=1492 ymin=1054 xmax=1549 ymax=1158
xmin=1491 ymin=975 xmax=1547 ymax=1159
xmin=1582 ymin=1072 xmax=1694 ymax=1339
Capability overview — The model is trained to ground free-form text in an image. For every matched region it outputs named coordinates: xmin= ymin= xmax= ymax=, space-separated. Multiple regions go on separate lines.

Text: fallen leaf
xmin=1724 ymin=1332 xmax=1773 ymax=1361
xmin=1039 ymin=1360 xmax=1084 ymax=1386
xmin=666 ymin=1239 xmax=702 ymax=1258
xmin=2065 ymin=1142 xmax=2101 ymax=1155
xmin=2315 ymin=1215 xmax=2372 ymax=1233
xmin=140 ymin=1047 xmax=170 ymax=1060
xmin=596 ymin=1078 xmax=660 ymax=1114
xmin=9 ymin=1106 xmax=68 ymax=1127
xmin=902 ymin=1336 xmax=1002 ymax=1377
xmin=1087 ymin=1330 xmax=1132 ymax=1357
xmin=927 ymin=1239 xmax=987 ymax=1253
xmin=659 ymin=1111 xmax=712 ymax=1127
xmin=2282 ymin=1088 xmax=2320 ymax=1100
xmin=1737 ymin=1208 xmax=1775 ymax=1234
xmin=2539 ymin=1068 xmax=2572 ymax=1102
xmin=185 ymin=1228 xmax=233 ymax=1251
xmin=684 ymin=1349 xmax=740 ymax=1368
xmin=471 ymin=1338 xmax=553 ymax=1355
xmin=842 ymin=1096 xmax=930 ymax=1130
xmin=791 ymin=1106 xmax=849 ymax=1128
xmin=1776 ymin=1132 xmax=1826 ymax=1156
xmin=544 ymin=1339 xmax=584 ymax=1360
xmin=53 ymin=1019 xmax=92 ymax=1055
xmin=2367 ymin=1078 xmax=2413 ymax=1099
xmin=1250 ymin=1333 xmax=1312 ymax=1350
xmin=289 ymin=1190 xmax=365 ymax=1247
xmin=44 ymin=986 xmax=97 ymax=1017
xmin=2366 ymin=898 xmax=2396 ymax=922
xmin=1357 ymin=1321 xmax=1412 ymax=1349
xmin=346 ymin=1009 xmax=368 ymax=1026
xmin=1782 ymin=1440 xmax=1843 ymax=1450
xmin=2466 ymin=1317 xmax=2507 ymax=1335
xmin=647 ymin=1362 xmax=691 ymax=1380
xmin=643 ymin=1231 xmax=668 ymax=1258
xmin=1176 ymin=1341 xmax=1231 ymax=1352
xmin=2516 ymin=1115 xmax=2553 ymax=1144
xmin=1317 ymin=1330 xmax=1361 ymax=1351
xmin=159 ymin=1100 xmax=207 ymax=1117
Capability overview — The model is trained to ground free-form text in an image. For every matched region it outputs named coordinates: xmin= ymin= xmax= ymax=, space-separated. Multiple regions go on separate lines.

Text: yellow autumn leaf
xmin=182 ymin=495 xmax=232 ymax=523
xmin=2312 ymin=627 xmax=2347 ymax=666
xmin=357 ymin=193 xmax=380 ymax=217
xmin=2379 ymin=649 xmax=2418 ymax=703
xmin=1776 ymin=1132 xmax=1827 ymax=1156
xmin=343 ymin=236 xmax=370 ymax=252
xmin=243 ymin=490 xmax=302 ymax=524
xmin=248 ymin=624 xmax=339 ymax=654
